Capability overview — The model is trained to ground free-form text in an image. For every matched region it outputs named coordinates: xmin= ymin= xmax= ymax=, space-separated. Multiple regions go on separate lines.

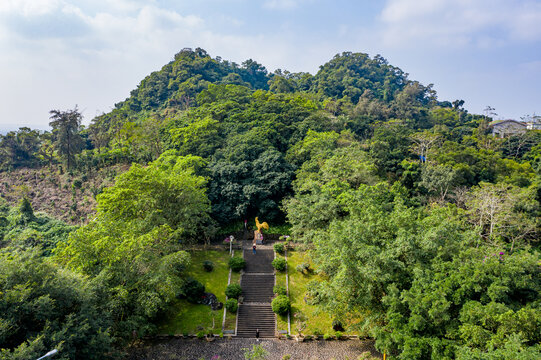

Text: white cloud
xmin=263 ymin=0 xmax=311 ymax=10
xmin=379 ymin=0 xmax=541 ymax=48
xmin=0 ymin=0 xmax=61 ymax=16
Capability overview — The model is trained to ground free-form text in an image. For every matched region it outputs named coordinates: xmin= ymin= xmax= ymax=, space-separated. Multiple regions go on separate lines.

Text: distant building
xmin=526 ymin=115 xmax=541 ymax=130
xmin=489 ymin=120 xmax=527 ymax=137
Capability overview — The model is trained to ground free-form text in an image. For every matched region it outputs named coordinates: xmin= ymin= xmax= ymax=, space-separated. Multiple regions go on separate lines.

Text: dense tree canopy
xmin=1 ymin=48 xmax=539 ymax=359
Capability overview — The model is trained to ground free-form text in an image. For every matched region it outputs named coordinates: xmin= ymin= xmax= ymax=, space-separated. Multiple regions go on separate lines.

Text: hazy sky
xmin=1 ymin=0 xmax=540 ymax=131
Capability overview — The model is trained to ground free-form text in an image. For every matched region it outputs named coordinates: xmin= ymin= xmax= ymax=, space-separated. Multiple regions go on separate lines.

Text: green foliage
xmin=0 ymin=127 xmax=42 ymax=170
xmin=0 ymin=199 xmax=76 ymax=255
xmin=243 ymin=344 xmax=268 ymax=360
xmin=181 ymin=278 xmax=205 ymax=304
xmin=0 ymin=250 xmax=114 ymax=359
xmin=228 ymin=256 xmax=246 ymax=272
xmin=273 ymin=242 xmax=285 ymax=254
xmin=273 ymin=285 xmax=287 ymax=296
xmin=271 ymin=295 xmax=291 ymax=315
xmin=202 ymin=260 xmax=214 ymax=272
xmin=15 ymin=197 xmax=35 ymax=225
xmin=296 ymin=263 xmax=310 ymax=274
xmin=225 ymin=284 xmax=242 ymax=299
xmin=53 ymin=155 xmax=209 ymax=339
xmin=1 ymin=48 xmax=540 ymax=359
xmin=313 ymin=52 xmax=409 ymax=104
xmin=272 ymin=257 xmax=287 ymax=272
xmin=225 ymin=298 xmax=238 ymax=313
xmin=49 ymin=107 xmax=84 ymax=169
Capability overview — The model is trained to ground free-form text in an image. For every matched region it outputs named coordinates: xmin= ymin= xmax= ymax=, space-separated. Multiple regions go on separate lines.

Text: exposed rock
xmin=201 ymin=292 xmax=223 ymax=310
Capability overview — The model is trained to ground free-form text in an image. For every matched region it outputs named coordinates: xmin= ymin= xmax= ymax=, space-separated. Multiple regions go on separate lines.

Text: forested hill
xmin=84 ymin=48 xmax=443 ymax=223
xmin=1 ymin=48 xmax=540 ymax=359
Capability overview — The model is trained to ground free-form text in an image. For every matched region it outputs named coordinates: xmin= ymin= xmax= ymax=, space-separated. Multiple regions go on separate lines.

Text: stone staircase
xmin=241 ymin=274 xmax=274 ymax=303
xmin=236 ymin=247 xmax=276 ymax=338
xmin=244 ymin=248 xmax=274 ymax=273
xmin=236 ymin=304 xmax=275 ymax=338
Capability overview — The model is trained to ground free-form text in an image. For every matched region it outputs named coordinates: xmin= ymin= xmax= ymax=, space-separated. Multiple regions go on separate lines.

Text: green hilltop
xmin=0 ymin=48 xmax=540 ymax=360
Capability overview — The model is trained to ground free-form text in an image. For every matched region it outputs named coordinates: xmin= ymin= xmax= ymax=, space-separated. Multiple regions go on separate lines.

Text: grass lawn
xmin=283 ymin=247 xmax=363 ymax=337
xmin=158 ymin=249 xmax=239 ymax=335
xmin=286 ymin=249 xmax=334 ymax=336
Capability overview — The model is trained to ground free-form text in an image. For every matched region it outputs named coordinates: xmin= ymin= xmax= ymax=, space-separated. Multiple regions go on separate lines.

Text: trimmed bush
xmin=271 ymin=295 xmax=290 ymax=315
xmin=332 ymin=318 xmax=344 ymax=331
xmin=273 ymin=243 xmax=285 ymax=254
xmin=273 ymin=285 xmax=287 ymax=296
xmin=225 ymin=298 xmax=238 ymax=313
xmin=203 ymin=260 xmax=214 ymax=272
xmin=272 ymin=257 xmax=287 ymax=272
xmin=225 ymin=284 xmax=242 ymax=299
xmin=229 ymin=256 xmax=246 ymax=272
xmin=181 ymin=277 xmax=205 ymax=303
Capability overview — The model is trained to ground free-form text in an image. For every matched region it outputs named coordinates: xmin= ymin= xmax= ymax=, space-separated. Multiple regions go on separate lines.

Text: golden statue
xmin=254 ymin=217 xmax=269 ymax=245
xmin=255 ymin=217 xmax=269 ymax=233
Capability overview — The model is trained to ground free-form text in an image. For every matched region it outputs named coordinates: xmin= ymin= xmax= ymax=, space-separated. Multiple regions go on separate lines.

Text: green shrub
xmin=229 ymin=256 xmax=246 ymax=272
xmin=225 ymin=298 xmax=238 ymax=313
xmin=196 ymin=331 xmax=205 ymax=339
xmin=272 ymin=257 xmax=287 ymax=272
xmin=243 ymin=344 xmax=268 ymax=360
xmin=181 ymin=278 xmax=205 ymax=303
xmin=335 ymin=331 xmax=343 ymax=340
xmin=203 ymin=260 xmax=214 ymax=272
xmin=225 ymin=284 xmax=242 ymax=299
xmin=332 ymin=318 xmax=344 ymax=331
xmin=72 ymin=179 xmax=82 ymax=189
xmin=323 ymin=333 xmax=332 ymax=340
xmin=271 ymin=295 xmax=290 ymax=315
xmin=273 ymin=285 xmax=287 ymax=296
xmin=273 ymin=243 xmax=285 ymax=254
xmin=296 ymin=262 xmax=310 ymax=273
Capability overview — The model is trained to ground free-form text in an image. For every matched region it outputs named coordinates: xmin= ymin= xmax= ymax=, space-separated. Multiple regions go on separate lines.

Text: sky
xmin=0 ymin=0 xmax=540 ymax=131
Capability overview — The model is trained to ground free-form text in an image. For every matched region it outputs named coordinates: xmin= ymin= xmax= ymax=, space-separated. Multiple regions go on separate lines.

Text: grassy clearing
xmin=286 ymin=249 xmax=334 ymax=336
xmin=158 ymin=249 xmax=236 ymax=334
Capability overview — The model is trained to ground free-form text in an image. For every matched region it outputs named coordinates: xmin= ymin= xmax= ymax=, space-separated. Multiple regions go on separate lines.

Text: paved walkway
xmin=127 ymin=337 xmax=382 ymax=360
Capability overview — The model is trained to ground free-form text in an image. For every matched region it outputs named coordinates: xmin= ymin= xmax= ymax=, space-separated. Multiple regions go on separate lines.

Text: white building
xmin=489 ymin=120 xmax=527 ymax=137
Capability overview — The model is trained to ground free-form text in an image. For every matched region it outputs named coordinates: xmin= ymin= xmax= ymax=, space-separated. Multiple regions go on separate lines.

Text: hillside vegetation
xmin=0 ymin=48 xmax=539 ymax=359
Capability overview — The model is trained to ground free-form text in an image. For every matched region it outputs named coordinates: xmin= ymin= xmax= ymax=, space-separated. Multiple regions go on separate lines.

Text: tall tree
xmin=49 ymin=107 xmax=84 ymax=170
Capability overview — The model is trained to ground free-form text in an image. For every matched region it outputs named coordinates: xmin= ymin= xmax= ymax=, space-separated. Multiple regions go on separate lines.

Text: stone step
xmin=241 ymin=274 xmax=274 ymax=303
xmin=243 ymin=249 xmax=274 ymax=273
xmin=237 ymin=304 xmax=275 ymax=338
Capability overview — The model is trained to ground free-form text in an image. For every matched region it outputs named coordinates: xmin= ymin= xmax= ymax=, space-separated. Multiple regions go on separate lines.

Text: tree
xmin=49 ymin=107 xmax=84 ymax=170
xmin=466 ymin=183 xmax=537 ymax=250
xmin=0 ymin=249 xmax=114 ymax=359
xmin=410 ymin=131 xmax=440 ymax=163
xmin=420 ymin=164 xmax=459 ymax=202
xmin=0 ymin=128 xmax=41 ymax=169
xmin=55 ymin=155 xmax=208 ymax=338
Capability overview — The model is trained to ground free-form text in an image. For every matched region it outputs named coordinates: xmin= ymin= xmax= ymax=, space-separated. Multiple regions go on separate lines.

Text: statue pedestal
xmin=256 ymin=239 xmax=263 ymax=245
